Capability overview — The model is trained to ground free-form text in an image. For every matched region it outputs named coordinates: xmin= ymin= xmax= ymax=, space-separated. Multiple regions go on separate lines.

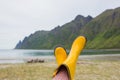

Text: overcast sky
xmin=0 ymin=0 xmax=120 ymax=49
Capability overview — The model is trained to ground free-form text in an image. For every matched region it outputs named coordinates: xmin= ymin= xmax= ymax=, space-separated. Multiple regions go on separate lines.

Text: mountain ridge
xmin=15 ymin=7 xmax=120 ymax=49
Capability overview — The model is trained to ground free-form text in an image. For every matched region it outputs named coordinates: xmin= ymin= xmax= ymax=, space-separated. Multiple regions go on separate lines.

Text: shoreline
xmin=0 ymin=54 xmax=120 ymax=64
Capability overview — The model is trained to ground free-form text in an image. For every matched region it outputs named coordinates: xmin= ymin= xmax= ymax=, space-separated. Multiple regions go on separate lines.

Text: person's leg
xmin=53 ymin=66 xmax=69 ymax=80
xmin=53 ymin=36 xmax=86 ymax=80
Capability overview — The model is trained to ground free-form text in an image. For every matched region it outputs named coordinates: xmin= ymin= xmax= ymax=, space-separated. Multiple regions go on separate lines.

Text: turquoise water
xmin=0 ymin=49 xmax=120 ymax=64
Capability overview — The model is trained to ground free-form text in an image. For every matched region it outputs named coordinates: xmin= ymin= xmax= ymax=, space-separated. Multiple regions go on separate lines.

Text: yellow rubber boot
xmin=54 ymin=36 xmax=86 ymax=80
xmin=54 ymin=47 xmax=67 ymax=66
xmin=53 ymin=47 xmax=67 ymax=77
xmin=63 ymin=36 xmax=86 ymax=80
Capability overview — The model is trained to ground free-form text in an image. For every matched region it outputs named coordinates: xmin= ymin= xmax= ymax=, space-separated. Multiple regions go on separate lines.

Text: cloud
xmin=0 ymin=0 xmax=120 ymax=49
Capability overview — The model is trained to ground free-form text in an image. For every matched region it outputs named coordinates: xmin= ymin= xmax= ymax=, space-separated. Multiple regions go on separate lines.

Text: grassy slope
xmin=82 ymin=7 xmax=120 ymax=49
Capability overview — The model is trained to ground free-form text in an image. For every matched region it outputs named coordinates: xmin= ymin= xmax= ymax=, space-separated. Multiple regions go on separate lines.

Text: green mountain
xmin=15 ymin=7 xmax=120 ymax=49
xmin=81 ymin=7 xmax=120 ymax=49
xmin=15 ymin=15 xmax=92 ymax=49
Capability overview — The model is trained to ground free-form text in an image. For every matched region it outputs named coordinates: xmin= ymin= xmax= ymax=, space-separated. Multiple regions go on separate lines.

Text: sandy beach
xmin=0 ymin=57 xmax=120 ymax=80
xmin=0 ymin=61 xmax=120 ymax=80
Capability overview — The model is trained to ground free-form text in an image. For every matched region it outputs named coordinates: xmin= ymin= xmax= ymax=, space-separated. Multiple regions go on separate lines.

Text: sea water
xmin=0 ymin=49 xmax=54 ymax=64
xmin=0 ymin=49 xmax=120 ymax=64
